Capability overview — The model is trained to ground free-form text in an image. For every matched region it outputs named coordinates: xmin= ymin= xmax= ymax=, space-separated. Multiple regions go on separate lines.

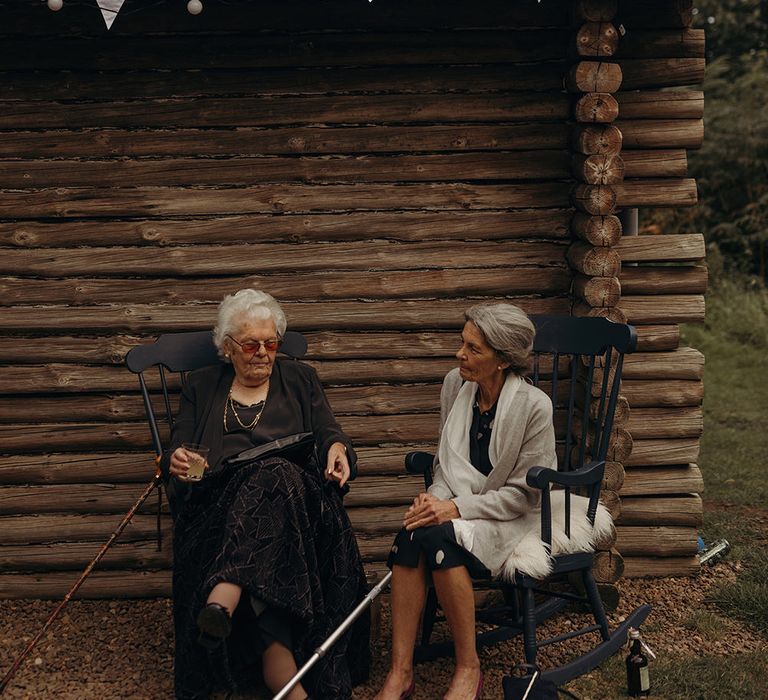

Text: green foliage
xmin=645 ymin=2 xmax=768 ymax=278
xmin=693 ymin=0 xmax=767 ymax=60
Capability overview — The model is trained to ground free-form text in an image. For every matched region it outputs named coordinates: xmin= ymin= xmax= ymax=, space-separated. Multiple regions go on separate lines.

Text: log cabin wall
xmin=0 ymin=0 xmax=705 ymax=598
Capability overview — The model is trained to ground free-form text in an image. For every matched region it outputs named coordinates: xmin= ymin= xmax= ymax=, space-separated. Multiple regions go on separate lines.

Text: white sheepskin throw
xmin=500 ymin=491 xmax=614 ymax=581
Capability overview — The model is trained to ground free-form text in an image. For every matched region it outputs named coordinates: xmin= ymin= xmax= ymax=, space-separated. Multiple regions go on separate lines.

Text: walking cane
xmin=0 ymin=470 xmax=162 ymax=696
xmin=273 ymin=570 xmax=393 ymax=700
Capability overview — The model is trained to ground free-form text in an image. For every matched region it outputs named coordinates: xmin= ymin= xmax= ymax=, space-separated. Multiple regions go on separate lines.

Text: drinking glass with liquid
xmin=181 ymin=443 xmax=210 ymax=482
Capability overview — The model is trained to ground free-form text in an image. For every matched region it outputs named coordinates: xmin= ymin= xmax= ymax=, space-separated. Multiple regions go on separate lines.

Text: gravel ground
xmin=1 ymin=561 xmax=765 ymax=699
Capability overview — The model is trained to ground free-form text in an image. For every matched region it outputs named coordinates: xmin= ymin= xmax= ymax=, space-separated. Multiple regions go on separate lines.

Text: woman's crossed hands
xmin=404 ymin=492 xmax=459 ymax=531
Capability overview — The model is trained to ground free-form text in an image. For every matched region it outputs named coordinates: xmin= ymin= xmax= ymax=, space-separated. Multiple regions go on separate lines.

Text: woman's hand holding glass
xmin=325 ymin=441 xmax=351 ymax=488
xmin=404 ymin=492 xmax=460 ymax=531
xmin=170 ymin=444 xmax=210 ymax=482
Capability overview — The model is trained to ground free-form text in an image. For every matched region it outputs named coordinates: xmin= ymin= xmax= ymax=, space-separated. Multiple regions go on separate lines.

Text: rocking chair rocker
xmin=405 ymin=315 xmax=651 ymax=685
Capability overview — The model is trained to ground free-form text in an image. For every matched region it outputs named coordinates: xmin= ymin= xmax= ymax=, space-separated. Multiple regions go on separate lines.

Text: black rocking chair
xmin=405 ymin=315 xmax=651 ymax=685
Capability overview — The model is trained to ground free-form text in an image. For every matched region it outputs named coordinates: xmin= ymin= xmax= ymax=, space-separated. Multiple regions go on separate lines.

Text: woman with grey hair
xmin=375 ymin=303 xmax=557 ymax=700
xmin=162 ymin=289 xmax=369 ymax=700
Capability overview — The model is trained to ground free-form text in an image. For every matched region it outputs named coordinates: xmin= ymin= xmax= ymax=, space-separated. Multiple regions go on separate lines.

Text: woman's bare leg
xmin=374 ymin=560 xmax=428 ymax=700
xmin=432 ymin=566 xmax=481 ymax=700
xmin=262 ymin=641 xmax=308 ymax=700
xmin=206 ymin=581 xmax=242 ymax=615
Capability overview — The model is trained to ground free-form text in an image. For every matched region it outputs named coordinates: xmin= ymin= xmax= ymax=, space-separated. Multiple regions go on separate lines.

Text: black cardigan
xmin=161 ymin=358 xmax=357 ymax=494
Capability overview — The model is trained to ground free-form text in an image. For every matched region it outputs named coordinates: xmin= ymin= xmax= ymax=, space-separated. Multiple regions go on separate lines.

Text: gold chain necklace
xmin=224 ymin=390 xmax=265 ymax=431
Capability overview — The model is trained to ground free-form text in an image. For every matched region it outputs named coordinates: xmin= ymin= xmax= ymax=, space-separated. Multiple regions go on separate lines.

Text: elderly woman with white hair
xmin=162 ymin=289 xmax=369 ymax=700
xmin=376 ymin=303 xmax=557 ymax=700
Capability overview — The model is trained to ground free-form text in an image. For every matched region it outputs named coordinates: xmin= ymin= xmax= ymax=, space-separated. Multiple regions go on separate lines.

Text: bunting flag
xmin=98 ymin=0 xmax=126 ymax=30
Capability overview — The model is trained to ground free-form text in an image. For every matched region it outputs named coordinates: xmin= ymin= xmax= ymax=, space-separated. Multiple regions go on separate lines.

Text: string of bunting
xmin=40 ymin=0 xmax=392 ymax=27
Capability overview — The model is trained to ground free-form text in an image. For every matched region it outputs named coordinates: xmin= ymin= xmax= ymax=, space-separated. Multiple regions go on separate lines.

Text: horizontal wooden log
xmin=617 ymin=119 xmax=703 ymax=149
xmin=0 ymin=331 xmax=580 ymax=367
xmin=571 ymin=124 xmax=623 ymax=156
xmin=567 ymin=242 xmax=621 ymax=276
xmin=571 ymin=184 xmax=617 ymax=215
xmin=572 ymin=1 xmax=618 ymax=24
xmin=0 ymin=297 xmax=569 ymax=333
xmin=1 ymin=63 xmax=570 ymax=101
xmin=0 ymin=540 xmax=171 ymax=572
xmin=623 ymin=348 xmax=703 ymax=381
xmin=0 ymin=331 xmax=444 ymax=364
xmin=0 ymin=570 xmax=172 ymax=599
xmin=0 ymin=124 xmax=573 ymax=160
xmin=572 ymin=154 xmax=626 ymax=184
xmin=620 ymin=265 xmax=707 ymax=295
xmin=0 ymin=384 xmax=443 ymax=424
xmin=634 ymin=324 xmax=679 ymax=352
xmin=572 ymin=275 xmax=621 ymax=307
xmin=0 ymin=414 xmax=441 ymax=452
xmin=0 ymin=1 xmax=572 ymax=35
xmin=0 ymin=183 xmax=573 ymax=219
xmin=618 ymin=495 xmax=703 ymax=527
xmin=0 ymin=474 xmax=424 ymax=515
xmin=0 ymin=514 xmax=171 ymax=545
xmin=0 ymin=445 xmax=433 ymax=485
xmin=0 ymin=31 xmax=571 ymax=71
xmin=617 ymin=1 xmax=693 ymax=29
xmin=619 ymin=58 xmax=705 ymax=89
xmin=566 ymin=61 xmax=623 ymax=93
xmin=573 ymin=92 xmax=619 ymax=123
xmin=0 ymin=151 xmax=575 ymax=189
xmin=574 ymin=21 xmax=620 ymax=58
xmin=593 ymin=548 xmax=624 ymax=583
xmin=622 ymin=379 xmax=703 ymax=407
xmin=0 ymin=94 xmax=571 ymax=129
xmin=616 ymin=525 xmax=698 ymax=557
xmin=627 ymin=407 xmax=703 ymax=439
xmin=0 ymin=210 xmax=572 ymax=248
xmin=619 ymin=294 xmax=705 ymax=323
xmin=617 ymin=29 xmax=704 ymax=59
xmin=626 ymin=439 xmax=699 ymax=467
xmin=621 ymin=463 xmax=703 ymax=496
xmin=617 ymin=233 xmax=705 ymax=262
xmin=571 ymin=213 xmax=622 ymax=246
xmin=622 ymin=556 xmax=699 ymax=578
xmin=615 ymin=91 xmax=703 ymax=120
xmin=0 ymin=359 xmax=464 ymax=394
xmin=616 ymin=178 xmax=698 ymax=208
xmin=621 ymin=149 xmax=687 ymax=178
xmin=0 ymin=267 xmax=572 ymax=307
xmin=0 ymin=240 xmax=567 ymax=278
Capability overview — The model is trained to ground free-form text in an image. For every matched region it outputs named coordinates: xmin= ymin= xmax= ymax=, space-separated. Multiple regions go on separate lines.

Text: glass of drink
xmin=181 ymin=443 xmax=210 ymax=482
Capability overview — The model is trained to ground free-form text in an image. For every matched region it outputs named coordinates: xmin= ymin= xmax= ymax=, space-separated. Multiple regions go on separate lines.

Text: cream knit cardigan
xmin=429 ymin=368 xmax=613 ymax=580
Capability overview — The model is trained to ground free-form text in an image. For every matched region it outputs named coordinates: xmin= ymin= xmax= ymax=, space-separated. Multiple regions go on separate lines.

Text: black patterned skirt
xmin=171 ymin=456 xmax=370 ymax=699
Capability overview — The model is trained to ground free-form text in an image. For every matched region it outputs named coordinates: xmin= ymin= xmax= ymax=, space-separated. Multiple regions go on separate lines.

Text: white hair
xmin=213 ymin=289 xmax=287 ymax=359
xmin=464 ymin=303 xmax=535 ymax=375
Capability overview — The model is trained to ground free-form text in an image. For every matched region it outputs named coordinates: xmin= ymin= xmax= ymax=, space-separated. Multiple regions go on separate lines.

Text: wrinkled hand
xmin=325 ymin=442 xmax=351 ymax=488
xmin=169 ymin=447 xmax=190 ymax=481
xmin=404 ymin=492 xmax=460 ymax=531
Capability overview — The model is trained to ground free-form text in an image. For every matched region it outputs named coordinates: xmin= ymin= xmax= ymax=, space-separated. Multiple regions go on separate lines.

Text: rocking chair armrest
xmin=405 ymin=450 xmax=435 ymax=490
xmin=405 ymin=451 xmax=435 ymax=475
xmin=526 ymin=460 xmax=606 ymax=490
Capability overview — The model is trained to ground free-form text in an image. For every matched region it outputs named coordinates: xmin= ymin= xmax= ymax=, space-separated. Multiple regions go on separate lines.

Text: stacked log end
xmin=567 ymin=0 xmax=626 ymax=584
